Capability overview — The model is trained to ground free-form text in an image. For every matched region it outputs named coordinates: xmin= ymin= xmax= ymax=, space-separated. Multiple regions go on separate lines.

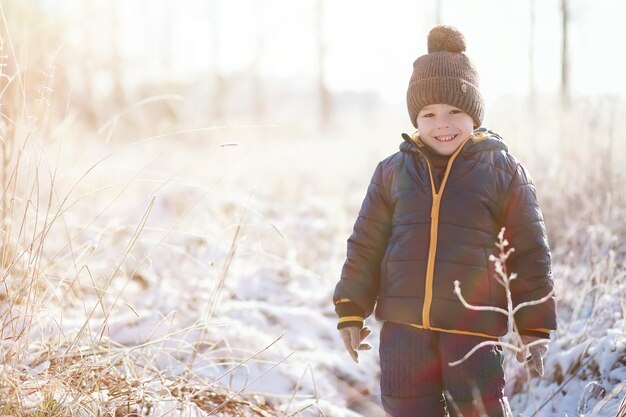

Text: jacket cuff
xmin=519 ymin=329 xmax=551 ymax=339
xmin=335 ymin=300 xmax=365 ymax=330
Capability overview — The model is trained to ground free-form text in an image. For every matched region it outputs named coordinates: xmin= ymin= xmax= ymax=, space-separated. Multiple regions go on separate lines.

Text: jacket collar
xmin=400 ymin=127 xmax=508 ymax=156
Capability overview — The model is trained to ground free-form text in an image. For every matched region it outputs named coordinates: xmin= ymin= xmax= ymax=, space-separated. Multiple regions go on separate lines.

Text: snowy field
xmin=1 ymin=119 xmax=624 ymax=416
xmin=1 ymin=0 xmax=625 ymax=414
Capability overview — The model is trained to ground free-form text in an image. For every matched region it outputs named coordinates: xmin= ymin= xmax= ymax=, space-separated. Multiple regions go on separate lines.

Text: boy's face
xmin=416 ymin=104 xmax=475 ymax=156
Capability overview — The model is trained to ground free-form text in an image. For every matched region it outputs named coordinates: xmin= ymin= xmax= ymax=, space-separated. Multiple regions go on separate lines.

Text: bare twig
xmin=208 ymin=352 xmax=295 ymax=415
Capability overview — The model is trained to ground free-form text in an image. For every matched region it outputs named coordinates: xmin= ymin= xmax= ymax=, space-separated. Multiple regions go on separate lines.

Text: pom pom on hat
xmin=427 ymin=25 xmax=466 ymax=53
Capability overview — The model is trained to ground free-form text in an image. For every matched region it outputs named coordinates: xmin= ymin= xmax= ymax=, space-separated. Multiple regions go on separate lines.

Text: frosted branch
xmin=450 ymin=227 xmax=552 ymax=368
xmin=453 ymin=280 xmax=508 ymax=315
xmin=448 ymin=340 xmax=522 ymax=367
xmin=512 ymin=290 xmax=555 ymax=315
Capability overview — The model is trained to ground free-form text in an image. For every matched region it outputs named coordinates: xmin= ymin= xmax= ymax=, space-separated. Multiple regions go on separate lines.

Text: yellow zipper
xmin=421 ymin=136 xmax=473 ymax=328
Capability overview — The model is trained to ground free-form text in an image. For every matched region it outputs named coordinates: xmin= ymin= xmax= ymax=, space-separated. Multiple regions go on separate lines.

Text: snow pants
xmin=379 ymin=322 xmax=512 ymax=417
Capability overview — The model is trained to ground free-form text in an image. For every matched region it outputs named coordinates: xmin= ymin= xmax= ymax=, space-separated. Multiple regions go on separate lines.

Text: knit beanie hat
xmin=406 ymin=25 xmax=484 ymax=128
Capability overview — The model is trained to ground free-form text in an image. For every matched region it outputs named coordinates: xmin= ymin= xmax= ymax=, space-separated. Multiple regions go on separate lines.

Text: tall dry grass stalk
xmin=0 ymin=5 xmax=288 ymax=416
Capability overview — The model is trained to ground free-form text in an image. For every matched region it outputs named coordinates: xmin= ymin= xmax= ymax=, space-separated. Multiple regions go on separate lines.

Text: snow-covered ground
xmin=2 ymin=127 xmax=624 ymax=416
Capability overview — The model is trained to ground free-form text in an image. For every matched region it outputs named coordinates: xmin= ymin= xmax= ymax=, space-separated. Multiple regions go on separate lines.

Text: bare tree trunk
xmin=161 ymin=0 xmax=172 ymax=78
xmin=560 ymin=0 xmax=570 ymax=108
xmin=317 ymin=0 xmax=331 ymax=129
xmin=109 ymin=3 xmax=125 ymax=111
xmin=209 ymin=0 xmax=225 ymax=122
xmin=528 ymin=0 xmax=535 ymax=104
xmin=251 ymin=1 xmax=265 ymax=123
xmin=435 ymin=0 xmax=443 ymax=25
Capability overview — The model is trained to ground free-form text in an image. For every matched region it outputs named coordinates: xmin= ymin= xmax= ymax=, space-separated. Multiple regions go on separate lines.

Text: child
xmin=333 ymin=25 xmax=556 ymax=417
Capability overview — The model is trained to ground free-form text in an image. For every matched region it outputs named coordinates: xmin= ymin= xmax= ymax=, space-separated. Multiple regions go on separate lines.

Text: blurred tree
xmin=317 ymin=0 xmax=330 ymax=129
xmin=560 ymin=0 xmax=570 ymax=107
xmin=251 ymin=1 xmax=265 ymax=124
xmin=209 ymin=0 xmax=225 ymax=122
xmin=528 ymin=0 xmax=535 ymax=104
xmin=109 ymin=2 xmax=125 ymax=113
xmin=435 ymin=0 xmax=443 ymax=24
xmin=161 ymin=0 xmax=172 ymax=76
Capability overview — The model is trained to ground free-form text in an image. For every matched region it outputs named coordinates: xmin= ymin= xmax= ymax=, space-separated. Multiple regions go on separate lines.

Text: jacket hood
xmin=400 ymin=127 xmax=508 ymax=156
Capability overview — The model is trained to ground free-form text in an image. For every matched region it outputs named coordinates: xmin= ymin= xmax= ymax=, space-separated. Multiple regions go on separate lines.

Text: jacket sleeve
xmin=502 ymin=163 xmax=556 ymax=335
xmin=333 ymin=161 xmax=393 ymax=317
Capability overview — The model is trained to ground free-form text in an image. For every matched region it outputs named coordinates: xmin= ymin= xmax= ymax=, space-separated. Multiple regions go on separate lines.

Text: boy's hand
xmin=339 ymin=326 xmax=372 ymax=363
xmin=516 ymin=335 xmax=549 ymax=376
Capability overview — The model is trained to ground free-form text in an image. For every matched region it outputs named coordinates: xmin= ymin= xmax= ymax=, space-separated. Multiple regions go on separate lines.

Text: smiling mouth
xmin=435 ymin=134 xmax=457 ymax=142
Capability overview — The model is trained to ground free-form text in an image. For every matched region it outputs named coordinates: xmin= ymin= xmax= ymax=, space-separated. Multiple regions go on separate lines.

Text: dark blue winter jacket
xmin=333 ymin=129 xmax=556 ymax=339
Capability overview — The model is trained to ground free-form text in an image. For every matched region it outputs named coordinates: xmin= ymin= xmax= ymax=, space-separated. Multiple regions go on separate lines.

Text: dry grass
xmin=0 ymin=345 xmax=279 ymax=416
xmin=1 ymin=2 xmax=624 ymax=417
xmin=0 ymin=5 xmax=285 ymax=416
